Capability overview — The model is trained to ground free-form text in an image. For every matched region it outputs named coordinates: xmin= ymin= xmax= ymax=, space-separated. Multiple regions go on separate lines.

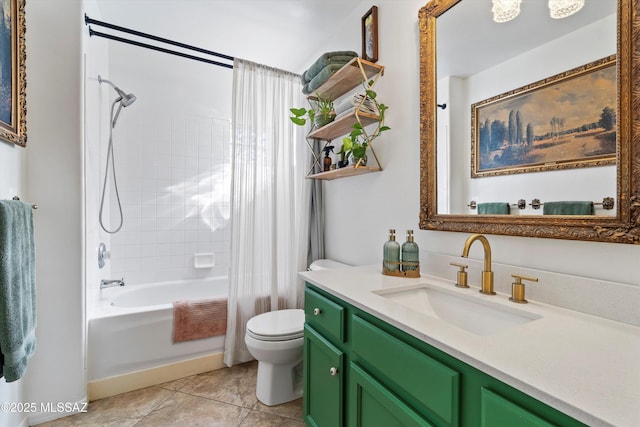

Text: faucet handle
xmin=449 ymin=262 xmax=469 ymax=288
xmin=509 ymin=274 xmax=538 ymax=304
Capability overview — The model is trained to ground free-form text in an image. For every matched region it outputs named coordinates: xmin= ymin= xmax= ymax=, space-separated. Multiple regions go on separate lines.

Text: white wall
xmin=23 ymin=0 xmax=86 ymax=424
xmin=319 ymin=1 xmax=640 ymax=288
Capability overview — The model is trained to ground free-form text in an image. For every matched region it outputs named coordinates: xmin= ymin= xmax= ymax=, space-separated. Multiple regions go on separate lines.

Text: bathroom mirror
xmin=418 ymin=0 xmax=640 ymax=244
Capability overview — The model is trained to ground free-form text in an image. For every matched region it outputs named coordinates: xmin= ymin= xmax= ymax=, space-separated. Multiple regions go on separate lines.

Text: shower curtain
xmin=224 ymin=59 xmax=310 ymax=366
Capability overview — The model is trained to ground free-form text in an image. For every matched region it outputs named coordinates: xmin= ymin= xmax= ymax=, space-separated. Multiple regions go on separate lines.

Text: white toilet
xmin=244 ymin=258 xmax=348 ymax=406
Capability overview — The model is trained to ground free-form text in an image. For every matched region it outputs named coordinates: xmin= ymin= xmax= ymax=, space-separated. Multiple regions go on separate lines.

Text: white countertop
xmin=299 ymin=265 xmax=640 ymax=427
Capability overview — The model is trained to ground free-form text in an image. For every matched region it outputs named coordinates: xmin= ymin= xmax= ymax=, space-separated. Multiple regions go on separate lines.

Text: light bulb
xmin=549 ymin=0 xmax=585 ymax=19
xmin=492 ymin=0 xmax=521 ymax=23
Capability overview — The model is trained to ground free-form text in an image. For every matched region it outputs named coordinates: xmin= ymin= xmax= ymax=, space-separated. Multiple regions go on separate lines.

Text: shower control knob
xmin=329 ymin=367 xmax=338 ymax=376
xmin=313 ymin=308 xmax=322 ymax=316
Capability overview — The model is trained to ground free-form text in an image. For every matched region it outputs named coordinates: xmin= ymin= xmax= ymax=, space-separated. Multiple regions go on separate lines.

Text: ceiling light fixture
xmin=492 ymin=0 xmax=521 ymax=23
xmin=548 ymin=0 xmax=585 ymax=19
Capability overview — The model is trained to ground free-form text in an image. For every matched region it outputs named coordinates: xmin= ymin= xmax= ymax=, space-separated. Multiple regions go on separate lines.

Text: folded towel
xmin=302 ymin=63 xmax=347 ymax=95
xmin=0 ymin=200 xmax=36 ymax=382
xmin=334 ymin=93 xmax=377 ymax=116
xmin=543 ymin=201 xmax=594 ymax=215
xmin=173 ymin=298 xmax=227 ymax=342
xmin=478 ymin=202 xmax=510 ymax=215
xmin=301 ymin=51 xmax=358 ymax=83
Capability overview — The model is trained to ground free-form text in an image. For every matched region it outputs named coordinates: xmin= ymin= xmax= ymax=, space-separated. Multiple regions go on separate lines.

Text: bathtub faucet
xmin=100 ymin=278 xmax=125 ymax=289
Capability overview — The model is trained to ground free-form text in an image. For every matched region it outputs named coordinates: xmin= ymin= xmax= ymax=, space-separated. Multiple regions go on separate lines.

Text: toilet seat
xmin=246 ymin=309 xmax=305 ymax=342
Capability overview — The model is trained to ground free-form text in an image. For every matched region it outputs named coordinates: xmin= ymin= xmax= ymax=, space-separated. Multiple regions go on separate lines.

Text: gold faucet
xmin=461 ymin=234 xmax=495 ymax=295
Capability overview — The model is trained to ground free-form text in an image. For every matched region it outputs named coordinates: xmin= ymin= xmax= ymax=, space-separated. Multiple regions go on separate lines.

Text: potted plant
xmin=290 ymin=96 xmax=336 ymax=128
xmin=338 ymin=85 xmax=390 ymax=167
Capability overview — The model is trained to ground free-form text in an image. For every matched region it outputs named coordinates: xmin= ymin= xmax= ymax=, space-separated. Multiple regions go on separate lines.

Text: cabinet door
xmin=481 ymin=388 xmax=556 ymax=427
xmin=304 ymin=324 xmax=344 ymax=427
xmin=350 ymin=362 xmax=435 ymax=427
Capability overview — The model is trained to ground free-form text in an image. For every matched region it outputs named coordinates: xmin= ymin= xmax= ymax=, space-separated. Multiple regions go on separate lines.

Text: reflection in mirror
xmin=419 ymin=0 xmax=640 ymax=244
xmin=435 ymin=0 xmax=617 ymax=216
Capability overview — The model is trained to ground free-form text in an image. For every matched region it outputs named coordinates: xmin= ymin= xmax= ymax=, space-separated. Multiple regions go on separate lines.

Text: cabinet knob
xmin=313 ymin=308 xmax=322 ymax=316
xmin=509 ymin=274 xmax=538 ymax=304
xmin=329 ymin=367 xmax=338 ymax=376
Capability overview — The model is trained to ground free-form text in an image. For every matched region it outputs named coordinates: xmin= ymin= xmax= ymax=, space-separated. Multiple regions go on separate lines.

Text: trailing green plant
xmin=289 ymin=96 xmax=335 ymax=127
xmin=338 ymin=81 xmax=390 ymax=164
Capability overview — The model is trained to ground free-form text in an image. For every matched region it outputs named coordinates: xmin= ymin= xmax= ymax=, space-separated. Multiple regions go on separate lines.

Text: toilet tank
xmin=308 ymin=259 xmax=349 ymax=271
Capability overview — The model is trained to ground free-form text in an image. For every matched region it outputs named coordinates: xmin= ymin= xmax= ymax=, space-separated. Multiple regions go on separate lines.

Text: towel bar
xmin=12 ymin=196 xmax=37 ymax=210
xmin=468 ymin=199 xmax=526 ymax=210
xmin=530 ymin=197 xmax=614 ymax=210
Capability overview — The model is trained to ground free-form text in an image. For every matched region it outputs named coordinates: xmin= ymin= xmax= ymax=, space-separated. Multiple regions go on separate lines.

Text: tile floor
xmin=37 ymin=361 xmax=305 ymax=427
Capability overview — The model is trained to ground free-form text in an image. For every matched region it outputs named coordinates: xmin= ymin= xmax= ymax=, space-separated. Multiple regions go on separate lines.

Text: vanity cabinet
xmin=303 ymin=284 xmax=586 ymax=427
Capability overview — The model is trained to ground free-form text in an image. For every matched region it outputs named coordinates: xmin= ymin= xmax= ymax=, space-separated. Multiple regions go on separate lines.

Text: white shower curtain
xmin=224 ymin=59 xmax=310 ymax=366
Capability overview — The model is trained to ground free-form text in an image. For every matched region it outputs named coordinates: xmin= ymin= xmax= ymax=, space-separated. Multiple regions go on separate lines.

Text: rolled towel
xmin=302 ymin=51 xmax=358 ymax=83
xmin=478 ymin=202 xmax=510 ymax=215
xmin=0 ymin=200 xmax=36 ymax=382
xmin=334 ymin=93 xmax=377 ymax=116
xmin=542 ymin=201 xmax=594 ymax=215
xmin=302 ymin=63 xmax=345 ymax=95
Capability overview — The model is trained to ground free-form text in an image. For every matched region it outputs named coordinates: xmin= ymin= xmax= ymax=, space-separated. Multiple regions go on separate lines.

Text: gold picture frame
xmin=471 ymin=55 xmax=617 ymax=178
xmin=0 ymin=0 xmax=27 ymax=147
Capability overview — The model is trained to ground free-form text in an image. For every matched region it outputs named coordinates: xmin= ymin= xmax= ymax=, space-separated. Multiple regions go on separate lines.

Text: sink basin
xmin=373 ymin=284 xmax=542 ymax=336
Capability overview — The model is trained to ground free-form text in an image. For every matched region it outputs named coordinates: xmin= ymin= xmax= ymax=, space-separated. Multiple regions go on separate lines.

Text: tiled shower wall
xmin=107 ymin=113 xmax=231 ymax=284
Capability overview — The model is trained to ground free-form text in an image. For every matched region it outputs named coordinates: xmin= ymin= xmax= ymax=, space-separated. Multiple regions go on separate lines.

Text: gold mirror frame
xmin=419 ymin=0 xmax=640 ymax=244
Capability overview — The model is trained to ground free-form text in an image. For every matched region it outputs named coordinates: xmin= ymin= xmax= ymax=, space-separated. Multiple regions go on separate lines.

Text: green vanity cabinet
xmin=303 ymin=284 xmax=586 ymax=427
xmin=303 ymin=324 xmax=344 ymax=427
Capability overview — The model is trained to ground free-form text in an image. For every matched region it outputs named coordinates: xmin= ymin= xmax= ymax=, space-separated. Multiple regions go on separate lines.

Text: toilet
xmin=244 ymin=258 xmax=348 ymax=406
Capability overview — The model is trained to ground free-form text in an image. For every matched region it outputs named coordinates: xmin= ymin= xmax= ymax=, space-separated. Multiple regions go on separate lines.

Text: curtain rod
xmin=84 ymin=14 xmax=234 ymax=69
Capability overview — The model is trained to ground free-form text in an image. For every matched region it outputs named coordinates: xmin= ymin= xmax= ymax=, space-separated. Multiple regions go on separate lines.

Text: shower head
xmin=98 ymin=75 xmax=136 ymax=107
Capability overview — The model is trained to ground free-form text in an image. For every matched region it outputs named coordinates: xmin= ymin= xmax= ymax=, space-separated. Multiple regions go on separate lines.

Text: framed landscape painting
xmin=471 ymin=55 xmax=617 ymax=178
xmin=0 ymin=0 xmax=26 ymax=147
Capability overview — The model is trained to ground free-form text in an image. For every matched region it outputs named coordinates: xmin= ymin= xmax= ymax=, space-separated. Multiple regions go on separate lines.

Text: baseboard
xmin=87 ymin=352 xmax=225 ymax=401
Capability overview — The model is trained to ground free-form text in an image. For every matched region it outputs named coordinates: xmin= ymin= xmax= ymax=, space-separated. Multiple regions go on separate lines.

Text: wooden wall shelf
xmin=306 ymin=166 xmax=382 ymax=181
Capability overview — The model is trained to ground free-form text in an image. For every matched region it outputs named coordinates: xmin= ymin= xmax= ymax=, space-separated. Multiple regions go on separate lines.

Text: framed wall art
xmin=362 ymin=6 xmax=378 ymax=63
xmin=471 ymin=55 xmax=617 ymax=178
xmin=0 ymin=0 xmax=27 ymax=147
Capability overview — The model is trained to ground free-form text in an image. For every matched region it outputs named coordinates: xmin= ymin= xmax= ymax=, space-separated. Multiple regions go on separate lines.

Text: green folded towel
xmin=302 ymin=51 xmax=358 ymax=83
xmin=302 ymin=63 xmax=346 ymax=95
xmin=0 ymin=200 xmax=36 ymax=382
xmin=478 ymin=203 xmax=510 ymax=215
xmin=543 ymin=201 xmax=594 ymax=215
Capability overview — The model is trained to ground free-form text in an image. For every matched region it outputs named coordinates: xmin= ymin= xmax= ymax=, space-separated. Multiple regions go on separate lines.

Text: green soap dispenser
xmin=383 ymin=229 xmax=400 ymax=272
xmin=401 ymin=230 xmax=419 ymax=272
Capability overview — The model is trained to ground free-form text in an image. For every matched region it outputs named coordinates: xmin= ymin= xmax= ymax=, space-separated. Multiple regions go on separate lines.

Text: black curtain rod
xmin=84 ymin=14 xmax=234 ymax=69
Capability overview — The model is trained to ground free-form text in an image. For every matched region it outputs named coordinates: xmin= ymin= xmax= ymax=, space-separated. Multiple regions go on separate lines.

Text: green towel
xmin=302 ymin=63 xmax=346 ymax=95
xmin=478 ymin=203 xmax=510 ymax=215
xmin=543 ymin=201 xmax=594 ymax=215
xmin=0 ymin=200 xmax=36 ymax=382
xmin=302 ymin=51 xmax=358 ymax=83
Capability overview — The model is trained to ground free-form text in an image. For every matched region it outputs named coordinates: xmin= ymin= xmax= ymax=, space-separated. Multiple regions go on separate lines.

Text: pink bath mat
xmin=172 ymin=298 xmax=227 ymax=343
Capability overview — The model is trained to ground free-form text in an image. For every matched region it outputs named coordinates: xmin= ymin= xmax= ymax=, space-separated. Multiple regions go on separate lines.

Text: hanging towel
xmin=301 ymin=51 xmax=358 ymax=83
xmin=0 ymin=200 xmax=36 ymax=382
xmin=543 ymin=201 xmax=594 ymax=215
xmin=478 ymin=203 xmax=510 ymax=215
xmin=173 ymin=298 xmax=227 ymax=343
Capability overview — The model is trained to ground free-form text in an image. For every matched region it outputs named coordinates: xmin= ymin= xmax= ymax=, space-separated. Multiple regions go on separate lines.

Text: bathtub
xmin=88 ymin=277 xmax=228 ymax=382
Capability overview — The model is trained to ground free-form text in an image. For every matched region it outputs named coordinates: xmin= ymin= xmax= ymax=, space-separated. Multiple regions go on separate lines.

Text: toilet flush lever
xmin=313 ymin=308 xmax=322 ymax=316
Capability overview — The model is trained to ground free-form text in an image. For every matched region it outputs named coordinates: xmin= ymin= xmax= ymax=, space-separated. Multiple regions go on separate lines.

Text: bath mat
xmin=172 ymin=298 xmax=227 ymax=343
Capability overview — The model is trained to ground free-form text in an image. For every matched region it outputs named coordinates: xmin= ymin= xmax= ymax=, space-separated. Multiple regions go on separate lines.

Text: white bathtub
xmin=88 ymin=277 xmax=228 ymax=381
